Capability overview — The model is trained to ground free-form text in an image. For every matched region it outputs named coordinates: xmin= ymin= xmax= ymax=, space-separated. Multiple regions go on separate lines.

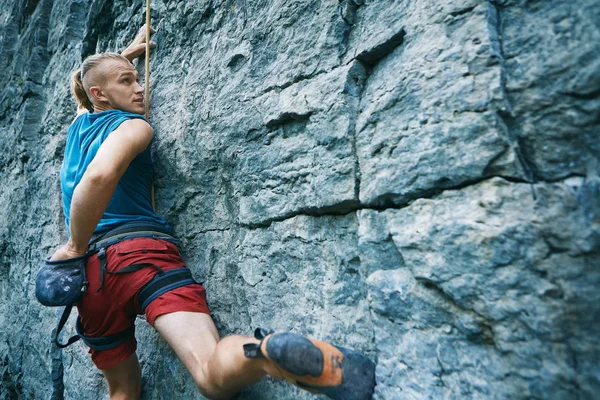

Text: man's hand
xmin=121 ymin=24 xmax=156 ymax=62
xmin=50 ymin=241 xmax=87 ymax=261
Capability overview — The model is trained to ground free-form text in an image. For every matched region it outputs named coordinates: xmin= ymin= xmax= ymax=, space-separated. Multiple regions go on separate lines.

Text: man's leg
xmin=153 ymin=311 xmax=282 ymax=400
xmin=101 ymin=353 xmax=142 ymax=400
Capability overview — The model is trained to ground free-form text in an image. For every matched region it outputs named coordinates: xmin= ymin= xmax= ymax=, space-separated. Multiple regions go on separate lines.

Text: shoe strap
xmin=243 ymin=327 xmax=275 ymax=358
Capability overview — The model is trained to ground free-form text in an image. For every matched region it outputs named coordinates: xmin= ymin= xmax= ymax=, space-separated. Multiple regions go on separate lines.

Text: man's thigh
xmin=153 ymin=311 xmax=219 ymax=369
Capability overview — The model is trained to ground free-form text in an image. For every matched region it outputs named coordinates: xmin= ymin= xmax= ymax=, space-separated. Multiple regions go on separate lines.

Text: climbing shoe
xmin=244 ymin=328 xmax=376 ymax=400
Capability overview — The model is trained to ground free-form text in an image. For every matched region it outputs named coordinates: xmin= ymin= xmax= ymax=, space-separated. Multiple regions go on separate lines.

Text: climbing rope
xmin=145 ymin=0 xmax=157 ymax=210
xmin=145 ymin=0 xmax=151 ymax=120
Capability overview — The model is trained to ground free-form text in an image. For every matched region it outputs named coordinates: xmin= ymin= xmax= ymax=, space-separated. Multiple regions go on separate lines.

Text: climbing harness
xmin=46 ymin=221 xmax=200 ymax=350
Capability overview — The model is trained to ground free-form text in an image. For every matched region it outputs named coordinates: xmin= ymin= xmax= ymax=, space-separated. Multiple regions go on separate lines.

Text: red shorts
xmin=76 ymin=237 xmax=210 ymax=370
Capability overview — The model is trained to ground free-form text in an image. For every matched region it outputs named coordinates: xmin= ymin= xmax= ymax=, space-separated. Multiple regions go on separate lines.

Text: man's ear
xmin=89 ymin=86 xmax=108 ymax=103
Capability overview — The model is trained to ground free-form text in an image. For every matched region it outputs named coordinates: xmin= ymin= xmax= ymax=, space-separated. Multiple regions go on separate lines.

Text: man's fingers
xmin=49 ymin=244 xmax=85 ymax=261
xmin=123 ymin=25 xmax=157 ymax=60
xmin=132 ymin=26 xmax=156 ymax=46
xmin=138 ymin=24 xmax=156 ymax=35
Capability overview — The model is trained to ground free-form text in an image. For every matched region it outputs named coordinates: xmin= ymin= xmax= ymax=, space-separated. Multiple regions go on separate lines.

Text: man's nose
xmin=134 ymin=81 xmax=144 ymax=93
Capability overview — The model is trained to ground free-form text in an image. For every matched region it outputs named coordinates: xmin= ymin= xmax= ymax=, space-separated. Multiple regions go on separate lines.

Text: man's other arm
xmin=50 ymin=119 xmax=153 ymax=260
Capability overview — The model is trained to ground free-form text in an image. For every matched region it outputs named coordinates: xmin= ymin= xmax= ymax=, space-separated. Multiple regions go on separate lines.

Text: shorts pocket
xmin=107 ymin=238 xmax=173 ymax=291
xmin=113 ymin=238 xmax=169 ymax=255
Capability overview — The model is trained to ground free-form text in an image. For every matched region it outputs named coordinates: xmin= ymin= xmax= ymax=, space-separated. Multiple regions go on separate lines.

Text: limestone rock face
xmin=1 ymin=0 xmax=599 ymax=399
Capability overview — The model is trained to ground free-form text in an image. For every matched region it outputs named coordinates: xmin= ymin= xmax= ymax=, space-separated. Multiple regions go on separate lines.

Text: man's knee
xmin=192 ymin=364 xmax=228 ymax=400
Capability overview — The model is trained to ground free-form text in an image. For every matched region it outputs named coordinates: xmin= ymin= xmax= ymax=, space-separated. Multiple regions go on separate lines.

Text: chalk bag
xmin=35 ymin=255 xmax=89 ymax=307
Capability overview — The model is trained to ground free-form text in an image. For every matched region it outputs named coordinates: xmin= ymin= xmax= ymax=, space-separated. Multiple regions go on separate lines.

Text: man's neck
xmin=93 ymin=103 xmax=113 ymax=113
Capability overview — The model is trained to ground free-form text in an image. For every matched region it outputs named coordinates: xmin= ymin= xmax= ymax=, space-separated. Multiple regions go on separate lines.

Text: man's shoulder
xmin=109 ymin=118 xmax=153 ymax=153
xmin=116 ymin=118 xmax=153 ymax=136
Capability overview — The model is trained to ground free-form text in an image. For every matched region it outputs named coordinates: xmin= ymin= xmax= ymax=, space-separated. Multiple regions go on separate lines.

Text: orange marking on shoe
xmin=261 ymin=337 xmax=344 ymax=388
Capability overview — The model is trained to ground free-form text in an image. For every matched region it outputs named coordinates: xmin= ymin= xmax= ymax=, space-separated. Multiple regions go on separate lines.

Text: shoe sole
xmin=263 ymin=332 xmax=376 ymax=400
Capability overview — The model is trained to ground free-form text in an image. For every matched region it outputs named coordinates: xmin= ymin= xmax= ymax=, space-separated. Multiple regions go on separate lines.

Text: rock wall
xmin=1 ymin=0 xmax=599 ymax=399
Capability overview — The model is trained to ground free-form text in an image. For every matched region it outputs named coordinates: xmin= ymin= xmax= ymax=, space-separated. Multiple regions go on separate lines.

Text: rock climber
xmin=48 ymin=25 xmax=376 ymax=400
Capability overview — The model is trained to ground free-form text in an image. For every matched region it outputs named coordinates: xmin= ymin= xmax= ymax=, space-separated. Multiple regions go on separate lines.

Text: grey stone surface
xmin=0 ymin=0 xmax=599 ymax=399
xmin=362 ymin=177 xmax=600 ymax=399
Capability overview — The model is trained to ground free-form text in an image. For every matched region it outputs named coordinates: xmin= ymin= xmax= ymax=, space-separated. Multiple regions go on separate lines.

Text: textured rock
xmin=0 ymin=0 xmax=599 ymax=399
xmin=362 ymin=177 xmax=600 ymax=399
xmin=355 ymin=1 xmax=524 ymax=206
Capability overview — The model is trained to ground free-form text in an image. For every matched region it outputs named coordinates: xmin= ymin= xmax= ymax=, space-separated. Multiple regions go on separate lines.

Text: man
xmin=50 ymin=25 xmax=375 ymax=400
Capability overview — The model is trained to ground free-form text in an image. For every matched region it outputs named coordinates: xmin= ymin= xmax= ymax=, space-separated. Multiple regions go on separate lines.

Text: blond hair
xmin=71 ymin=52 xmax=130 ymax=111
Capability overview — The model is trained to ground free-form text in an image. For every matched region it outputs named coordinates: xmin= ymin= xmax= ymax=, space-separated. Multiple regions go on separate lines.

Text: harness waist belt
xmin=89 ymin=221 xmax=175 ymax=245
xmin=89 ymin=230 xmax=179 ymax=252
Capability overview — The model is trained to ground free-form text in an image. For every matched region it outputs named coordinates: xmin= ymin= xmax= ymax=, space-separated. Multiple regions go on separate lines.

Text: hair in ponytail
xmin=72 ymin=70 xmax=93 ymax=111
xmin=71 ymin=52 xmax=131 ymax=111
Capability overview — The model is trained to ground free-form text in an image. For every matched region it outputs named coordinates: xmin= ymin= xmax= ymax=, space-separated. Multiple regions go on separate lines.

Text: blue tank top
xmin=60 ymin=109 xmax=170 ymax=235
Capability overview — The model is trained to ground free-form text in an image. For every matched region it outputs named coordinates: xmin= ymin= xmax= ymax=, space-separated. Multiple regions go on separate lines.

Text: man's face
xmin=93 ymin=60 xmax=145 ymax=115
